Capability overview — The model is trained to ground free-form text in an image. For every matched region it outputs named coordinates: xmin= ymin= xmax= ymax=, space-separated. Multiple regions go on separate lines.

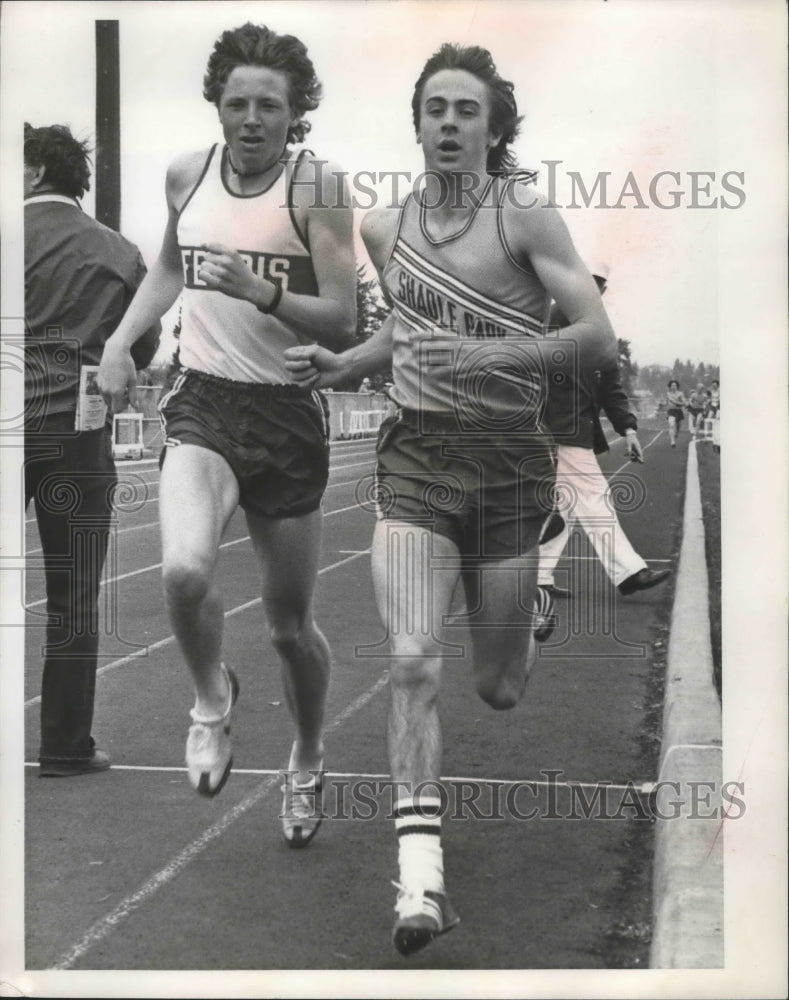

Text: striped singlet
xmin=176 ymin=145 xmax=318 ymax=384
xmin=382 ymin=173 xmax=552 ymax=428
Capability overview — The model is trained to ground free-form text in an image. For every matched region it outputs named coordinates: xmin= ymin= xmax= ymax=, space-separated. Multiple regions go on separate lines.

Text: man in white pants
xmin=539 ymin=265 xmax=671 ymax=598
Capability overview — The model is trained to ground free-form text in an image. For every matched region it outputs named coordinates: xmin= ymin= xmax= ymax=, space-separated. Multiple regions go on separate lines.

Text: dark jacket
xmin=543 ymin=305 xmax=637 ymax=454
xmin=24 ymin=195 xmax=160 ymax=420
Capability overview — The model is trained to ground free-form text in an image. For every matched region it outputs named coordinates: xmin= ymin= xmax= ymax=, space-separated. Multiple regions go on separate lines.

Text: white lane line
xmin=22 ymin=433 xmax=663 ymax=529
xmin=324 ymin=501 xmax=370 ymax=519
xmin=324 ymin=474 xmax=372 ymax=492
xmin=25 ymin=762 xmax=653 ymax=794
xmin=23 ymin=549 xmax=371 ymax=709
xmin=542 ymin=555 xmax=672 ymax=563
xmin=26 ymin=468 xmax=375 ymax=553
xmin=608 ymin=429 xmax=664 ymax=478
xmin=25 ymin=529 xmax=257 ymax=591
xmin=24 ymin=433 xmax=662 ymax=598
xmin=50 ymin=672 xmax=390 ymax=971
xmin=25 ymin=518 xmax=161 ymax=554
xmin=331 ymin=445 xmax=377 ymax=456
xmin=24 ymin=447 xmax=374 ymax=518
xmin=24 ymin=493 xmax=372 ymax=606
xmin=24 ymin=450 xmax=376 ymax=525
xmin=24 ymin=462 xmax=376 ymax=542
xmin=327 ymin=458 xmax=376 ymax=473
xmin=23 ymin=432 xmax=662 ymax=597
xmin=111 ymin=457 xmax=160 ymax=468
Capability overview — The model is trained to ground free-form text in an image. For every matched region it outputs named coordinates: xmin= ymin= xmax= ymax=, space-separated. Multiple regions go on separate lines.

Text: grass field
xmin=696 ymin=442 xmax=722 ymax=699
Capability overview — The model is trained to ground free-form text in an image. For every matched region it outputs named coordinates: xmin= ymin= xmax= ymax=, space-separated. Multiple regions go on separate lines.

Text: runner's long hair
xmin=411 ymin=43 xmax=523 ymax=174
xmin=203 ymin=22 xmax=322 ymax=144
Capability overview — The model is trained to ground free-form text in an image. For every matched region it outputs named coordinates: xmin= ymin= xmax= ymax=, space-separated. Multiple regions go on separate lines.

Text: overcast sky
xmin=1 ymin=0 xmax=785 ymax=370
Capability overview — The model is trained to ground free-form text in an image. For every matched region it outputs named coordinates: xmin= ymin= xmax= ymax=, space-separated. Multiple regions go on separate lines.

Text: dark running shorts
xmin=158 ymin=367 xmax=330 ymax=518
xmin=373 ymin=408 xmax=556 ymax=558
xmin=667 ymin=408 xmax=684 ymax=424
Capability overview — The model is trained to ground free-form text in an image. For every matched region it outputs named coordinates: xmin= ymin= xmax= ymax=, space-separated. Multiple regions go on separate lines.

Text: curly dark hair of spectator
xmin=411 ymin=43 xmax=523 ymax=174
xmin=203 ymin=23 xmax=322 ymax=144
xmin=23 ymin=122 xmax=92 ymax=199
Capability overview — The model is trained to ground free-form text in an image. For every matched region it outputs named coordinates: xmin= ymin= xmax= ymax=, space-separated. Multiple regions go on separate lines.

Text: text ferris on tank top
xmin=383 ymin=173 xmax=552 ymax=426
xmin=177 ymin=145 xmax=318 ymax=383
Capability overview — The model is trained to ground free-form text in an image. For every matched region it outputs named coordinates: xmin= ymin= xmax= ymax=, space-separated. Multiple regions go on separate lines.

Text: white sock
xmin=394 ymin=794 xmax=444 ymax=894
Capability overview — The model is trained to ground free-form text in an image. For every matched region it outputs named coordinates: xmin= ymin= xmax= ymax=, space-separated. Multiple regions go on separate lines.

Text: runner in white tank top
xmin=98 ymin=23 xmax=356 ymax=847
xmin=177 ymin=143 xmax=320 ymax=383
xmin=285 ymin=43 xmax=620 ymax=956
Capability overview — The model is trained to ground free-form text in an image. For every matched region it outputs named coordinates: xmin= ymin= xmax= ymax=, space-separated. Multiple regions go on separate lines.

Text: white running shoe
xmin=185 ymin=664 xmax=239 ymax=798
xmin=281 ymin=755 xmax=325 ymax=848
xmin=392 ymin=882 xmax=460 ymax=956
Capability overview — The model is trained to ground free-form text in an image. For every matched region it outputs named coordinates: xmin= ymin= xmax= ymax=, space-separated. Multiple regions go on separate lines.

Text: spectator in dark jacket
xmin=24 ymin=123 xmax=160 ymax=776
xmin=538 ymin=264 xmax=671 ymax=598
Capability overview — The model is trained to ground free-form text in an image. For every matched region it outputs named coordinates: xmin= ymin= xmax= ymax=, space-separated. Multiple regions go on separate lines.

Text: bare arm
xmin=198 ymin=157 xmax=356 ymax=349
xmin=284 ymin=313 xmax=395 ymax=389
xmin=97 ymin=152 xmax=200 ymax=411
xmin=504 ymin=185 xmax=617 ymax=365
xmin=284 ymin=207 xmax=398 ymax=386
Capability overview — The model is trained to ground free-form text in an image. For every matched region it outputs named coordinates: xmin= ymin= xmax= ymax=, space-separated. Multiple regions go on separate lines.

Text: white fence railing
xmin=111 ymin=387 xmax=391 ymax=457
xmin=347 ymin=409 xmax=387 ymax=438
xmin=112 ymin=412 xmax=145 ymax=459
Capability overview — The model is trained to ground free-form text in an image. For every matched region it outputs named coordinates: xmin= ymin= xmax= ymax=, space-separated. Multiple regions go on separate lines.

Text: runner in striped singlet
xmin=285 ymin=43 xmax=619 ymax=954
xmin=97 ymin=23 xmax=356 ymax=847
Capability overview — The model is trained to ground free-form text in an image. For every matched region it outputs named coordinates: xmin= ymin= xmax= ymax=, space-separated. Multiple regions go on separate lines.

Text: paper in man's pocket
xmin=74 ymin=365 xmax=108 ymax=431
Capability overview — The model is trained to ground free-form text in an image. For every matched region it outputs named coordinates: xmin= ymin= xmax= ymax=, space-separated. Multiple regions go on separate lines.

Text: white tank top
xmin=177 ymin=145 xmax=318 ymax=383
xmin=382 ymin=173 xmax=552 ymax=426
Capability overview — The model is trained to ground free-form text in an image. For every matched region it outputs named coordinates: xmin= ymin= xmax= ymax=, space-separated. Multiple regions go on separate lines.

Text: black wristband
xmin=257 ymin=283 xmax=283 ymax=315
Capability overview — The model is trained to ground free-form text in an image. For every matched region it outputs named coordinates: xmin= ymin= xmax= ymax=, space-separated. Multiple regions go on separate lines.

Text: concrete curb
xmin=649 ymin=441 xmax=723 ymax=968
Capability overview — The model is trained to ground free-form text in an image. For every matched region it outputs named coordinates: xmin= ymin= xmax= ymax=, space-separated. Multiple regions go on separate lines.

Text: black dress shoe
xmin=617 ymin=567 xmax=671 ymax=596
xmin=39 ymin=739 xmax=111 ymax=777
xmin=541 ymin=583 xmax=572 ymax=599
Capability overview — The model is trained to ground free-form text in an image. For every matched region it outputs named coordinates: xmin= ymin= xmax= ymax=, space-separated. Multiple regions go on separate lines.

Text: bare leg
xmin=372 ymin=520 xmax=461 ymax=790
xmin=159 ymin=444 xmax=239 ymax=716
xmin=461 ymin=530 xmax=543 ymax=711
xmin=245 ymin=508 xmax=329 ymax=781
xmin=373 ymin=520 xmax=485 ymax=955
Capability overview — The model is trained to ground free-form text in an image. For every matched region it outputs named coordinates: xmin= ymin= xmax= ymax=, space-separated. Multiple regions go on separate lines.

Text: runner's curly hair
xmin=411 ymin=43 xmax=523 ymax=174
xmin=23 ymin=123 xmax=92 ymax=199
xmin=203 ymin=23 xmax=322 ymax=144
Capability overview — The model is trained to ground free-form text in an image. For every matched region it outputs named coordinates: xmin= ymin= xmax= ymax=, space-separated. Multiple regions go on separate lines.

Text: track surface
xmin=23 ymin=424 xmax=688 ymax=970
